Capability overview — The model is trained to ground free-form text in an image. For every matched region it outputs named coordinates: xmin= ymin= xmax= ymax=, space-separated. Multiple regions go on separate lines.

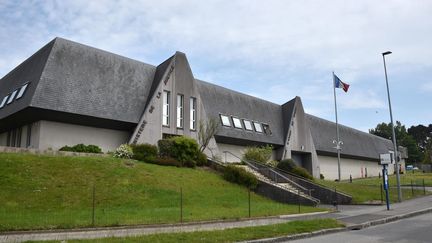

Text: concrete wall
xmin=318 ymin=155 xmax=395 ymax=180
xmin=0 ymin=131 xmax=7 ymax=146
xmin=38 ymin=120 xmax=130 ymax=152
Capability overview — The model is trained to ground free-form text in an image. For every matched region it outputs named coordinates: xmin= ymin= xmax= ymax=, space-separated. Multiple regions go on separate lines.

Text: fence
xmin=0 ymin=184 xmax=311 ymax=232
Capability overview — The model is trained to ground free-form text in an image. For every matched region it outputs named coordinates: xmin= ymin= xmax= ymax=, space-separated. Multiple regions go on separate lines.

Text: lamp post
xmin=382 ymin=51 xmax=402 ymax=202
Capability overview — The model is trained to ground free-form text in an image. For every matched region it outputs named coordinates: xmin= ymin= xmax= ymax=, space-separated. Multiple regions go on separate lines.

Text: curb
xmin=241 ymin=207 xmax=432 ymax=243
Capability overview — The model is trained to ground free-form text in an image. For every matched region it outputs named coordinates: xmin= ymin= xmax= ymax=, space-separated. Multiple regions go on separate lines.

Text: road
xmin=289 ymin=212 xmax=432 ymax=243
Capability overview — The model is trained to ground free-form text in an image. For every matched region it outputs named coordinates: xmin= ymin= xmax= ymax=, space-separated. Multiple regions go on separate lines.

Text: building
xmin=0 ymin=38 xmax=406 ymax=179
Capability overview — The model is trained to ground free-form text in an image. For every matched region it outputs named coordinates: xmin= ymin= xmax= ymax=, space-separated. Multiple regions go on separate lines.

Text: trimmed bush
xmin=113 ymin=144 xmax=133 ymax=159
xmin=277 ymin=159 xmax=314 ymax=180
xmin=59 ymin=144 xmax=102 ymax=153
xmin=243 ymin=145 xmax=273 ymax=164
xmin=277 ymin=159 xmax=296 ymax=172
xmin=223 ymin=165 xmax=258 ymax=189
xmin=291 ymin=167 xmax=314 ymax=180
xmin=196 ymin=151 xmax=208 ymax=166
xmin=131 ymin=143 xmax=158 ymax=163
xmin=170 ymin=136 xmax=199 ymax=166
xmin=158 ymin=139 xmax=174 ymax=158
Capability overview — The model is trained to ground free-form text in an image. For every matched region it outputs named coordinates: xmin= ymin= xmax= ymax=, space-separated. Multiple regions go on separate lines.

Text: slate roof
xmin=197 ymin=80 xmax=285 ymax=146
xmin=306 ymin=114 xmax=395 ymax=160
xmin=0 ymin=37 xmax=156 ymax=124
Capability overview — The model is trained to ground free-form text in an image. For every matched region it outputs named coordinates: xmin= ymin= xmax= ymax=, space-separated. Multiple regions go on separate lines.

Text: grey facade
xmin=0 ymin=37 xmax=407 ymax=179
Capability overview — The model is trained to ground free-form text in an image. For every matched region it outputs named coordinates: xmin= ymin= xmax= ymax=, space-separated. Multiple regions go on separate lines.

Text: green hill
xmin=0 ymin=153 xmax=322 ymax=231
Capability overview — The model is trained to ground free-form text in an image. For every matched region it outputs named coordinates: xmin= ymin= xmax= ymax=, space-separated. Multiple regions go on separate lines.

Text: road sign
xmin=380 ymin=153 xmax=393 ymax=165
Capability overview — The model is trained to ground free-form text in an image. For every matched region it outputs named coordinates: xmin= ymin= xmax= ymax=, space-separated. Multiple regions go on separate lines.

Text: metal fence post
xmin=380 ymin=183 xmax=383 ymax=204
xmin=248 ymin=188 xmax=251 ymax=218
xmin=180 ymin=187 xmax=183 ymax=223
xmin=423 ymin=179 xmax=426 ymax=195
xmin=298 ymin=189 xmax=301 ymax=213
xmin=92 ymin=184 xmax=95 ymax=227
xmin=411 ymin=180 xmax=414 ymax=196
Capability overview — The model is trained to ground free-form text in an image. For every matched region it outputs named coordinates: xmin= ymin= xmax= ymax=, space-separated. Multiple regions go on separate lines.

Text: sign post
xmin=380 ymin=153 xmax=393 ymax=210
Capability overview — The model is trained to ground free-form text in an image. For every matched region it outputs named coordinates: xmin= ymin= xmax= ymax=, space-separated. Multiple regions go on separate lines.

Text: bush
xmin=158 ymin=139 xmax=174 ymax=158
xmin=320 ymin=173 xmax=325 ymax=180
xmin=291 ymin=167 xmax=314 ymax=180
xmin=170 ymin=136 xmax=199 ymax=166
xmin=277 ymin=159 xmax=296 ymax=172
xmin=223 ymin=165 xmax=258 ymax=189
xmin=196 ymin=151 xmax=208 ymax=166
xmin=113 ymin=144 xmax=133 ymax=159
xmin=131 ymin=143 xmax=158 ymax=162
xmin=277 ymin=159 xmax=314 ymax=180
xmin=59 ymin=144 xmax=102 ymax=153
xmin=243 ymin=145 xmax=273 ymax=164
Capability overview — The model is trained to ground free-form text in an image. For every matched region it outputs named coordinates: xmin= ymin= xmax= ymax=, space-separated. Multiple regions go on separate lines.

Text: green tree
xmin=369 ymin=121 xmax=422 ymax=163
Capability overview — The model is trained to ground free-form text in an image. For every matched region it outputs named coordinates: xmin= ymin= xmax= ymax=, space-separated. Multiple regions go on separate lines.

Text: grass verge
xmin=26 ymin=218 xmax=344 ymax=243
xmin=0 ymin=153 xmax=324 ymax=231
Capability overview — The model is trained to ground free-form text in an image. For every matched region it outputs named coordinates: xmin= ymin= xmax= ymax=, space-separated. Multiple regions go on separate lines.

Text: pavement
xmin=1 ymin=195 xmax=432 ymax=243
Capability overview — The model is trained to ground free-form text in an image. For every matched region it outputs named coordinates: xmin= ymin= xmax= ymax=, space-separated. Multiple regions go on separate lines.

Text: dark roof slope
xmin=197 ymin=79 xmax=285 ymax=146
xmin=29 ymin=37 xmax=156 ymax=123
xmin=306 ymin=114 xmax=394 ymax=160
xmin=0 ymin=39 xmax=55 ymax=120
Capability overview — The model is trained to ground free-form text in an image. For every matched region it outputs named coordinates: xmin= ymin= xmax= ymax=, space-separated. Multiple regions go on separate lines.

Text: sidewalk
xmin=1 ymin=195 xmax=432 ymax=243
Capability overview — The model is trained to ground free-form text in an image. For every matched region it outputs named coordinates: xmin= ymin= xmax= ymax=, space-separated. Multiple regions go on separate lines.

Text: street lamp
xmin=382 ymin=51 xmax=402 ymax=202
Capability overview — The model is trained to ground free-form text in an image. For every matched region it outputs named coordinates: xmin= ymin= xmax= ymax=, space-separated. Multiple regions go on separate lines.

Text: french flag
xmin=334 ymin=74 xmax=350 ymax=92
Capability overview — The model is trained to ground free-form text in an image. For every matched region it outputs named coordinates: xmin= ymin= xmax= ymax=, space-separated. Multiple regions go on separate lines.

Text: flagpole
xmin=333 ymin=72 xmax=342 ymax=182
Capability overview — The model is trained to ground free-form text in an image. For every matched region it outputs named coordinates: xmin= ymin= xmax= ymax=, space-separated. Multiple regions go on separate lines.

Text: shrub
xmin=170 ymin=136 xmax=199 ymax=166
xmin=277 ymin=159 xmax=296 ymax=172
xmin=223 ymin=165 xmax=258 ymax=189
xmin=158 ymin=139 xmax=174 ymax=158
xmin=59 ymin=144 xmax=102 ymax=153
xmin=196 ymin=151 xmax=208 ymax=166
xmin=131 ymin=143 xmax=158 ymax=162
xmin=59 ymin=145 xmax=73 ymax=152
xmin=320 ymin=173 xmax=325 ymax=180
xmin=291 ymin=167 xmax=314 ymax=180
xmin=113 ymin=144 xmax=133 ymax=159
xmin=243 ymin=145 xmax=273 ymax=164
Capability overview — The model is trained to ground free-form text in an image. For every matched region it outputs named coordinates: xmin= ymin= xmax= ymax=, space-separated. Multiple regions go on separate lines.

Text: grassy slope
xmin=318 ymin=172 xmax=432 ymax=203
xmin=0 ymin=153 xmax=322 ymax=231
xmin=27 ymin=219 xmax=344 ymax=243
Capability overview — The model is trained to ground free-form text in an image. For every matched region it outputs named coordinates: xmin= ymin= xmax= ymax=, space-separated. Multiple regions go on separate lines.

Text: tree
xmin=198 ymin=118 xmax=219 ymax=152
xmin=370 ymin=121 xmax=422 ymax=163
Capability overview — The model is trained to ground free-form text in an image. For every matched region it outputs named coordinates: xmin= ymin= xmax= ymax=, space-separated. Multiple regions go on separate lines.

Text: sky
xmin=0 ymin=0 xmax=431 ymax=132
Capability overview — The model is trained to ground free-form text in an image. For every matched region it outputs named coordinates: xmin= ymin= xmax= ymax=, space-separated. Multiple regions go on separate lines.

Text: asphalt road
xmin=289 ymin=212 xmax=432 ymax=243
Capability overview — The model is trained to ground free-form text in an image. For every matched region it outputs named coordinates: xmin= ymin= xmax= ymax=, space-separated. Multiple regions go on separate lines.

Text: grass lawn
xmin=26 ymin=219 xmax=343 ymax=243
xmin=0 ymin=153 xmax=324 ymax=231
xmin=318 ymin=172 xmax=432 ymax=204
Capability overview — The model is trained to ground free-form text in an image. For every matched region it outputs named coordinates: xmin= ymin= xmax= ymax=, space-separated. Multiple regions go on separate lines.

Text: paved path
xmin=1 ymin=195 xmax=432 ymax=243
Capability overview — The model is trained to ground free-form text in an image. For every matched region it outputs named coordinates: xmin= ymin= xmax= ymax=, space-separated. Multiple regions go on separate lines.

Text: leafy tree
xmin=369 ymin=121 xmax=422 ymax=163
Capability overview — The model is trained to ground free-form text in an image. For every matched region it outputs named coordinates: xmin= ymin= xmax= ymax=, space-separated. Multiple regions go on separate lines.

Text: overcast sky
xmin=1 ymin=0 xmax=431 ymax=132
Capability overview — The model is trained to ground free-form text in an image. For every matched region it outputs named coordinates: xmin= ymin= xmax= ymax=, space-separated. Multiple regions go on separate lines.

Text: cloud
xmin=421 ymin=82 xmax=432 ymax=92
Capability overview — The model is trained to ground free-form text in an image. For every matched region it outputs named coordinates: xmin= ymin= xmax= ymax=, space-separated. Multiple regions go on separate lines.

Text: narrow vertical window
xmin=26 ymin=124 xmax=32 ymax=148
xmin=190 ymin=97 xmax=196 ymax=130
xmin=162 ymin=91 xmax=170 ymax=126
xmin=176 ymin=94 xmax=184 ymax=128
xmin=7 ymin=90 xmax=18 ymax=105
xmin=0 ymin=95 xmax=9 ymax=108
xmin=16 ymin=127 xmax=22 ymax=147
xmin=16 ymin=83 xmax=30 ymax=100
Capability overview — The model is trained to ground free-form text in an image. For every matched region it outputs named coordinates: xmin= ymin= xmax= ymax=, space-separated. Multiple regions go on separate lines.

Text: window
xmin=0 ymin=95 xmax=8 ymax=108
xmin=220 ymin=114 xmax=231 ymax=127
xmin=232 ymin=117 xmax=243 ymax=129
xmin=190 ymin=97 xmax=197 ymax=130
xmin=7 ymin=90 xmax=18 ymax=105
xmin=263 ymin=124 xmax=272 ymax=135
xmin=253 ymin=122 xmax=263 ymax=133
xmin=16 ymin=83 xmax=29 ymax=100
xmin=243 ymin=120 xmax=253 ymax=131
xmin=176 ymin=94 xmax=184 ymax=128
xmin=162 ymin=91 xmax=170 ymax=126
xmin=26 ymin=124 xmax=32 ymax=148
